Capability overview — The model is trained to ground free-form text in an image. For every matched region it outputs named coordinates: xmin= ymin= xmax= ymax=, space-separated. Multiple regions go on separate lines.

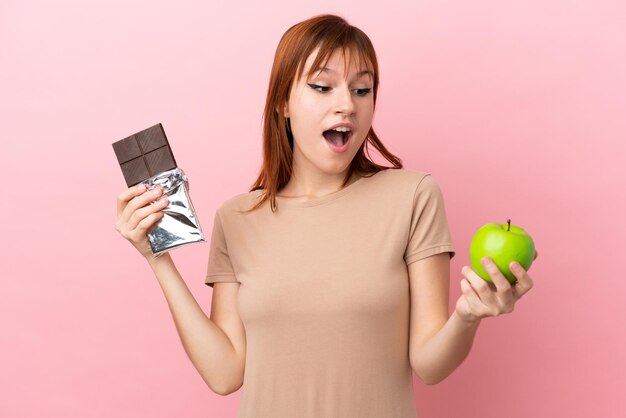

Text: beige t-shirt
xmin=205 ymin=168 xmax=456 ymax=418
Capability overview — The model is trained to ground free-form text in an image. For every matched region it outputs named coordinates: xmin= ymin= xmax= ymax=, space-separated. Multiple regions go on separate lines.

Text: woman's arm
xmin=114 ymin=183 xmax=243 ymax=394
xmin=411 ymin=309 xmax=481 ymax=385
xmin=410 ymin=253 xmax=536 ymax=385
xmin=148 ymin=253 xmax=244 ymax=395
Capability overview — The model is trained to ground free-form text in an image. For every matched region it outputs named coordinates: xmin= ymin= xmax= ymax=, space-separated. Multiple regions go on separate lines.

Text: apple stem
xmin=507 ymin=219 xmax=511 ymax=232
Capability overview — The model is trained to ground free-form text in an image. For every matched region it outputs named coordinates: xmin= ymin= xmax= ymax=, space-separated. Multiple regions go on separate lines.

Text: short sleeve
xmin=404 ymin=174 xmax=456 ymax=265
xmin=205 ymin=208 xmax=240 ymax=287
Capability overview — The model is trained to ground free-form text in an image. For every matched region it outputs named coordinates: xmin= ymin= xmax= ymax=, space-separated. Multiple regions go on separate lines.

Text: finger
xmin=127 ymin=211 xmax=165 ymax=243
xmin=459 ymin=278 xmax=488 ymax=317
xmin=480 ymin=256 xmax=513 ymax=293
xmin=117 ymin=183 xmax=147 ymax=217
xmin=128 ymin=196 xmax=169 ymax=231
xmin=509 ymin=262 xmax=534 ymax=298
xmin=122 ymin=185 xmax=164 ymax=223
xmin=462 ymin=265 xmax=498 ymax=305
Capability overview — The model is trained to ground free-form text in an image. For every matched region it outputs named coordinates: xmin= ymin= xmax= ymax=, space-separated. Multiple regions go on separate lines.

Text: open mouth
xmin=322 ymin=129 xmax=352 ymax=146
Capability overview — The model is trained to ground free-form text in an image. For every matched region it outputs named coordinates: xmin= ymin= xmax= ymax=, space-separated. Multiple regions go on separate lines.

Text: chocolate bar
xmin=112 ymin=123 xmax=178 ymax=187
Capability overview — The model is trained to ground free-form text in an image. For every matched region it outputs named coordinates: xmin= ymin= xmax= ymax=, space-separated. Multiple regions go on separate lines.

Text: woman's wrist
xmin=453 ymin=309 xmax=482 ymax=328
xmin=146 ymin=251 xmax=173 ymax=270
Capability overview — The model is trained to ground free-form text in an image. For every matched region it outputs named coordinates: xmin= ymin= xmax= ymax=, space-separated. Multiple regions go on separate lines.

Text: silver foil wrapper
xmin=140 ymin=167 xmax=205 ymax=257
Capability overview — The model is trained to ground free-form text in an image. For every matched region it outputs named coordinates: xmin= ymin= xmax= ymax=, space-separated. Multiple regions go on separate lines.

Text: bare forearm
xmin=147 ymin=253 xmax=242 ymax=395
xmin=412 ymin=311 xmax=481 ymax=385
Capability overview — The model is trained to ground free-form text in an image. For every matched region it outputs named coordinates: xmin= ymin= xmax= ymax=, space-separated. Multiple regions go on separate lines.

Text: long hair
xmin=239 ymin=14 xmax=403 ymax=214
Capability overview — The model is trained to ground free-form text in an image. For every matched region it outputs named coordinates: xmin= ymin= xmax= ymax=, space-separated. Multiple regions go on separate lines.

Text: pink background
xmin=1 ymin=1 xmax=624 ymax=417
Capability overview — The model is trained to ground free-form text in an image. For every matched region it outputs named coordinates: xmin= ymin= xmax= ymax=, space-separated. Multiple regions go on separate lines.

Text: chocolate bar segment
xmin=112 ymin=123 xmax=178 ymax=187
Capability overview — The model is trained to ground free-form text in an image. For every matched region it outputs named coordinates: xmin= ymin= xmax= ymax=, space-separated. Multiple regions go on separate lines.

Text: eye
xmin=308 ymin=84 xmax=372 ymax=97
xmin=354 ymin=88 xmax=372 ymax=97
xmin=308 ymin=83 xmax=331 ymax=93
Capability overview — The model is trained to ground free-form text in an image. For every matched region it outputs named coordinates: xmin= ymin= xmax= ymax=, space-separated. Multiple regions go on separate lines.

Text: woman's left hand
xmin=455 ymin=252 xmax=537 ymax=325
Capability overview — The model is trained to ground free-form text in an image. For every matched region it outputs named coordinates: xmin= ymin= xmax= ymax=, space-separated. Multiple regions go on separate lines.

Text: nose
xmin=334 ymin=85 xmax=356 ymax=116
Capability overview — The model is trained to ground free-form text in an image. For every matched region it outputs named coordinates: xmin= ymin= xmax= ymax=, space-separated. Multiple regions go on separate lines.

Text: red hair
xmin=241 ymin=14 xmax=403 ymax=214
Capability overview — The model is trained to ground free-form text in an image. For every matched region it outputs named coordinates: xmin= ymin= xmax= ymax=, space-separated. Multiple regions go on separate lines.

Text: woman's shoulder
xmin=375 ymin=167 xmax=433 ymax=186
xmin=369 ymin=168 xmax=448 ymax=204
xmin=216 ymin=188 xmax=265 ymax=215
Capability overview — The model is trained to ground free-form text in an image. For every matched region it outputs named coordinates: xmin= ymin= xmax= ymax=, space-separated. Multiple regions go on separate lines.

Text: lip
xmin=323 ymin=122 xmax=354 ymax=154
xmin=326 ymin=122 xmax=355 ymax=131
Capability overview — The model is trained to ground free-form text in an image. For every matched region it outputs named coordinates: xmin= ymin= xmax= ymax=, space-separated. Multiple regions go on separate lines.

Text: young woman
xmin=115 ymin=14 xmax=537 ymax=418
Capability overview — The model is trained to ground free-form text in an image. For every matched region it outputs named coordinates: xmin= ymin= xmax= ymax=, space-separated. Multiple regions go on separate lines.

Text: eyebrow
xmin=312 ymin=67 xmax=373 ymax=78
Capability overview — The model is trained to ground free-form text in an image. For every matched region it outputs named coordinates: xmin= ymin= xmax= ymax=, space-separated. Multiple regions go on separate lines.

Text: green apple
xmin=469 ymin=219 xmax=536 ymax=284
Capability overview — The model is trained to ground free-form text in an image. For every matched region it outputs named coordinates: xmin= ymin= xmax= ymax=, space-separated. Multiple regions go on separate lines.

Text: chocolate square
xmin=112 ymin=123 xmax=178 ymax=187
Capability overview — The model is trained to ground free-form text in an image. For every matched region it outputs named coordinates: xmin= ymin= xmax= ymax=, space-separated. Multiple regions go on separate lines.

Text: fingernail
xmin=481 ymin=257 xmax=490 ymax=266
xmin=510 ymin=262 xmax=520 ymax=271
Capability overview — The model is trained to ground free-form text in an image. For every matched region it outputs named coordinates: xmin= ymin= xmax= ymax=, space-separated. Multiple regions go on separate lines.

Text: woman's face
xmin=282 ymin=47 xmax=375 ymax=177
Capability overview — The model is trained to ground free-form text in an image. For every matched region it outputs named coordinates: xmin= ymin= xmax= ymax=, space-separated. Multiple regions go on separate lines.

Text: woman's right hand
xmin=115 ymin=183 xmax=170 ymax=260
